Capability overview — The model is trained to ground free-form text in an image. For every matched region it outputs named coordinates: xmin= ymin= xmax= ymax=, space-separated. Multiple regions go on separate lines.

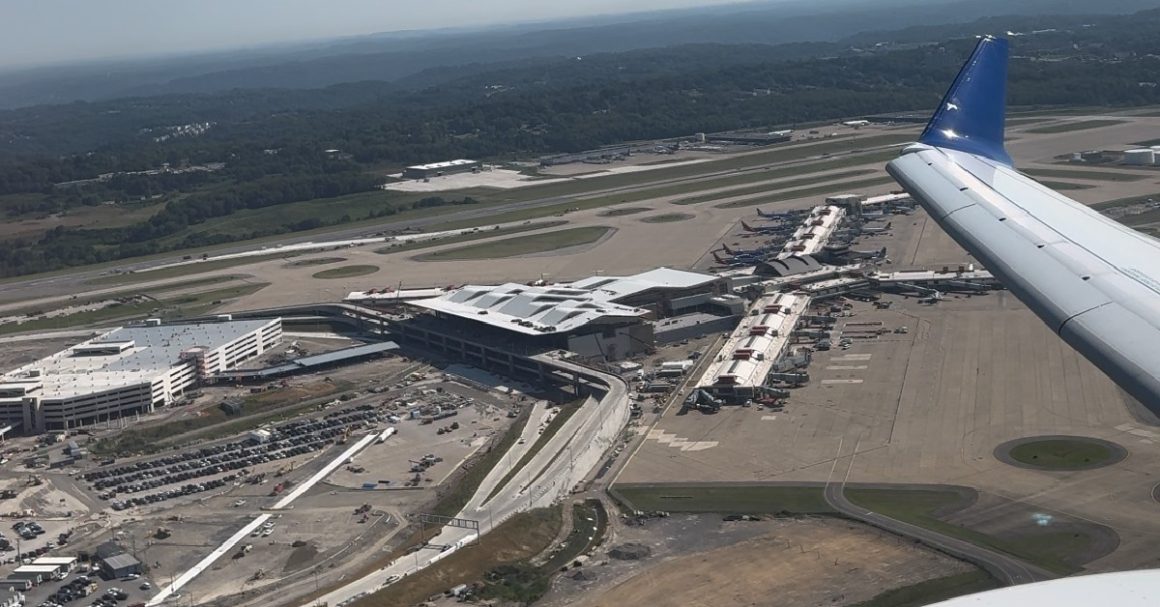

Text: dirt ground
xmin=543 ymin=515 xmax=971 ymax=607
xmin=0 ymin=337 xmax=83 ymax=369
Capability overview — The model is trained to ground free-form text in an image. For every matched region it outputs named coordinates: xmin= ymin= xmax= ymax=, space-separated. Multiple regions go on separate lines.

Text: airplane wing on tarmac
xmin=886 ymin=36 xmax=1160 ymax=412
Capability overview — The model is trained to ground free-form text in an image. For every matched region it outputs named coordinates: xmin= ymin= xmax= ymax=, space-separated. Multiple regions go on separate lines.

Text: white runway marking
xmin=647 ymin=429 xmax=718 ymax=451
xmin=826 ymin=365 xmax=868 ymax=370
xmin=832 ymin=354 xmax=873 ymax=361
xmin=822 ymin=379 xmax=864 ymax=385
xmin=761 ymin=415 xmax=778 ymax=421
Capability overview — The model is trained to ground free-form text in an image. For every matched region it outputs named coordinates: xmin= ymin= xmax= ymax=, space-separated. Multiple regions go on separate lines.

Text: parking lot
xmin=19 ymin=568 xmax=155 ymax=607
xmin=82 ymin=405 xmax=384 ymax=513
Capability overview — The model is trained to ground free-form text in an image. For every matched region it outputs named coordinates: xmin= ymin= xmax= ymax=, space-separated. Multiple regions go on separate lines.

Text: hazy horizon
xmin=0 ymin=0 xmax=786 ymax=70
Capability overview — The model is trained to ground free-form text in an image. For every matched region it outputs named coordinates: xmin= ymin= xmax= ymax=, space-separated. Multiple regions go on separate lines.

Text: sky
xmin=0 ymin=0 xmax=766 ymax=69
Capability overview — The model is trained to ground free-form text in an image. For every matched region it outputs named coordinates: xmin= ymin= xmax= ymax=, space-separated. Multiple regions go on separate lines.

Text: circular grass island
xmin=312 ymin=264 xmax=380 ymax=279
xmin=995 ymin=435 xmax=1126 ymax=471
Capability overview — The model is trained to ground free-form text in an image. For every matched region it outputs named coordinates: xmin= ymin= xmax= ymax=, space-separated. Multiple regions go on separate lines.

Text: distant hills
xmin=0 ymin=0 xmax=1154 ymax=109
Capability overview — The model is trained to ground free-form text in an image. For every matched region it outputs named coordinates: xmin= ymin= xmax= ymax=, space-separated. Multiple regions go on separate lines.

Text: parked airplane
xmin=887 ymin=36 xmax=1160 ymax=410
xmin=756 ymin=207 xmax=794 ymax=220
xmin=740 ymin=220 xmax=793 ymax=234
xmin=711 ymin=252 xmax=757 ymax=267
xmin=722 ymin=243 xmax=774 ymax=256
xmin=861 ymin=221 xmax=893 ymax=234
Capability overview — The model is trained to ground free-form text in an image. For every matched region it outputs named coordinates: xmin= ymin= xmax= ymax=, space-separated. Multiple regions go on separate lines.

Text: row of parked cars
xmin=12 ymin=520 xmax=45 ymax=540
xmin=108 ymin=474 xmax=237 ymax=511
xmin=86 ymin=405 xmax=382 ymax=503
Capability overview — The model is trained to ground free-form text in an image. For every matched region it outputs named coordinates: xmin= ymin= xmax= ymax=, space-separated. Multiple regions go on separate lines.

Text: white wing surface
xmin=887 ymin=37 xmax=1160 ymax=409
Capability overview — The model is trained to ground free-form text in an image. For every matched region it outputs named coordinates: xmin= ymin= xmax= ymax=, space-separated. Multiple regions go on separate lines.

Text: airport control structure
xmin=0 ymin=318 xmax=283 ymax=433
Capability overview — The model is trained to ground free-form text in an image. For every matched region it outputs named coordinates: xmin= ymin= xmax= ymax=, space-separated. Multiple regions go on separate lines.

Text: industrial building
xmin=0 ymin=318 xmax=282 ymax=433
xmin=401 ymin=159 xmax=481 ymax=179
xmin=97 ymin=552 xmax=142 ymax=580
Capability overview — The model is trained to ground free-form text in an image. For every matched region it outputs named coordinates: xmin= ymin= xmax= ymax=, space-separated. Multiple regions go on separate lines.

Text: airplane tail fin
xmin=918 ymin=36 xmax=1012 ymax=166
xmin=741 ymin=220 xmax=755 ymax=232
xmin=713 ymin=252 xmax=726 ymax=264
xmin=722 ymin=244 xmax=735 ymax=254
xmin=757 ymin=207 xmax=769 ymax=217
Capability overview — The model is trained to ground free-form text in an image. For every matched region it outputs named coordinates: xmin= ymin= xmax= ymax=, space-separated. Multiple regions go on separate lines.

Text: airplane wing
xmin=886 ymin=36 xmax=1160 ymax=410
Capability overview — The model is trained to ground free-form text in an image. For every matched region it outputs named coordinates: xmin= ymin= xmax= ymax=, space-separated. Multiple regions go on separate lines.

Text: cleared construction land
xmin=541 ymin=515 xmax=981 ymax=607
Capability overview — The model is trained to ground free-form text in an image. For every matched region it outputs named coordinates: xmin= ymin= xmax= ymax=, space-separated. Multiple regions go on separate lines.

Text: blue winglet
xmin=919 ymin=36 xmax=1012 ymax=165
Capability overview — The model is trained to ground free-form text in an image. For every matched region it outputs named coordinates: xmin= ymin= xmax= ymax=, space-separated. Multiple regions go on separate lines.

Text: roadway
xmin=822 ymin=441 xmax=1053 ymax=586
xmin=307 ymin=354 xmax=630 ymax=607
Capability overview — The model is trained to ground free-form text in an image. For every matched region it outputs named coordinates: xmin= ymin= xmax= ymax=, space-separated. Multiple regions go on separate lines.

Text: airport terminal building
xmin=0 ymin=318 xmax=282 ymax=433
xmin=398 ymin=268 xmax=733 ymax=363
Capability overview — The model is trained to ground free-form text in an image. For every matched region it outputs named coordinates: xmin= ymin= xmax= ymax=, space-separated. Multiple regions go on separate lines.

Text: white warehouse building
xmin=0 ymin=318 xmax=282 ymax=433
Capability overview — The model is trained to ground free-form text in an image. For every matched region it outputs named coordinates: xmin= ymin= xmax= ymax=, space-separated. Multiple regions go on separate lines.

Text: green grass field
xmin=673 ymin=168 xmax=877 ymax=205
xmin=311 ymin=264 xmax=380 ymax=279
xmin=1 ymin=197 xmax=164 ymax=239
xmin=6 ymin=134 xmax=914 ymax=286
xmin=1023 ymin=167 xmax=1146 ymax=182
xmin=845 ymin=488 xmax=1084 ymax=575
xmin=611 ymin=483 xmax=833 ymax=514
xmin=714 ymin=176 xmax=895 ymax=209
xmin=600 ymin=207 xmax=652 ymax=217
xmin=851 ymin=571 xmax=999 ymax=607
xmin=515 ymin=132 xmax=913 ymax=199
xmin=1007 ymin=438 xmax=1116 ymax=469
xmin=285 ymin=256 xmax=347 ymax=267
xmin=374 ymin=221 xmax=567 ymax=255
xmin=1026 ymin=119 xmax=1126 ymax=134
xmin=1037 ymin=181 xmax=1094 ymax=191
xmin=1092 ymin=192 xmax=1160 ymax=211
xmin=0 ymin=281 xmax=266 ymax=335
xmin=1006 ymin=118 xmax=1053 ymax=126
xmin=640 ymin=213 xmax=693 ymax=223
xmin=86 ymin=252 xmax=295 ymax=286
xmin=430 ymin=148 xmax=903 ymax=230
xmin=417 ymin=226 xmax=611 ymax=260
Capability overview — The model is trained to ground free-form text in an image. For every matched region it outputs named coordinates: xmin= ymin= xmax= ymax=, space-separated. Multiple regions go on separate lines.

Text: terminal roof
xmin=568 ymin=268 xmax=718 ymax=300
